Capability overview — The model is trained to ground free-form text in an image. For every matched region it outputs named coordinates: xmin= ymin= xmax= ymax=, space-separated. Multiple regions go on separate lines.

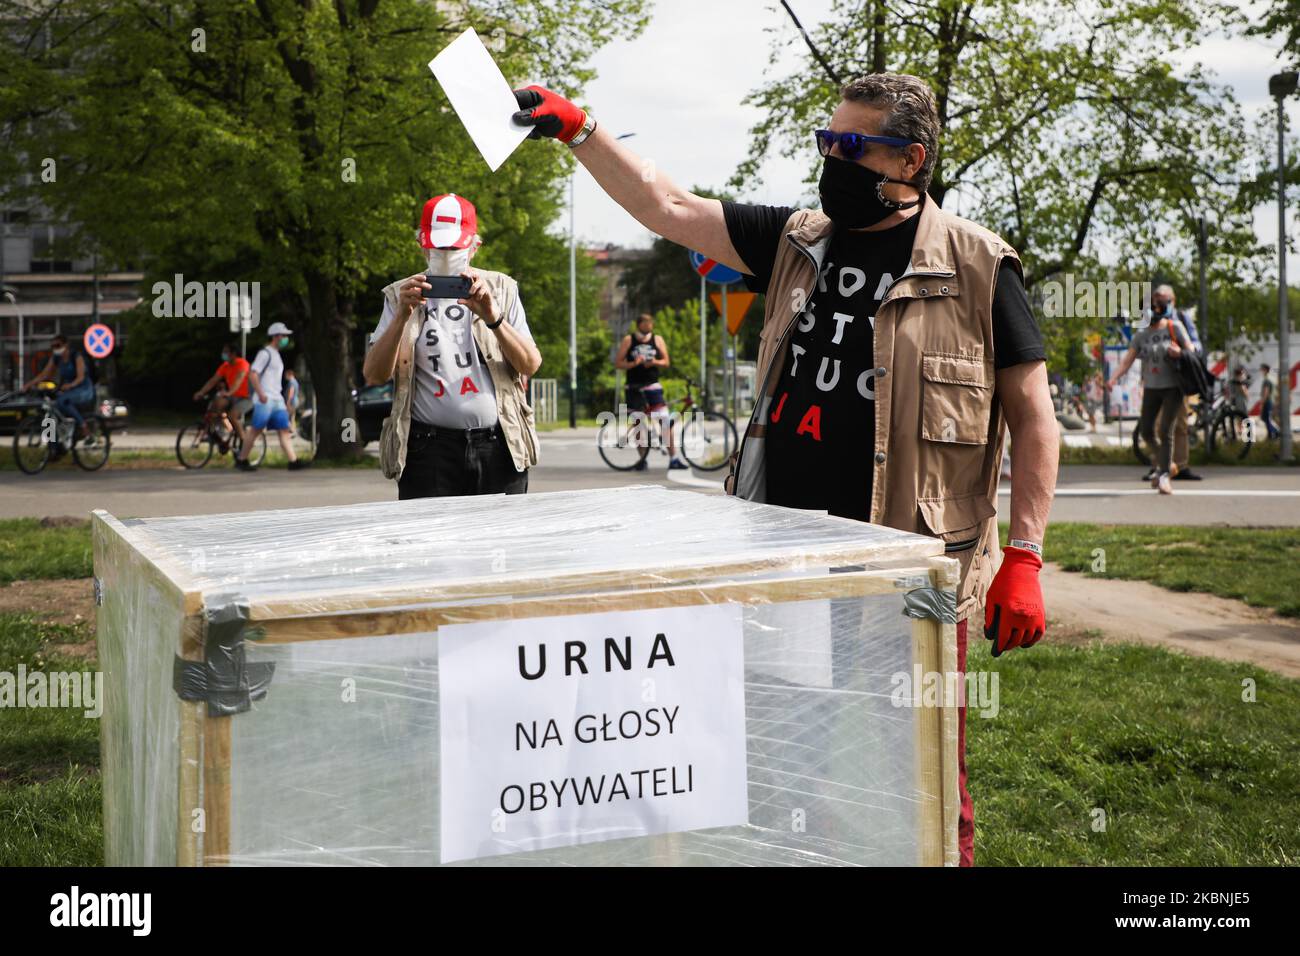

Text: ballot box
xmin=92 ymin=486 xmax=961 ymax=867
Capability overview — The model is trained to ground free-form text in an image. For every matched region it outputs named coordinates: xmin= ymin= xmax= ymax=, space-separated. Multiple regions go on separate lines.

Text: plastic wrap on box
xmin=93 ymin=485 xmax=961 ymax=866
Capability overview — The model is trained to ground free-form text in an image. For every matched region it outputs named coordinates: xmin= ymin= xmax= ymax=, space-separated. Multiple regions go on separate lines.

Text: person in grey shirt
xmin=1109 ymin=313 xmax=1193 ymax=494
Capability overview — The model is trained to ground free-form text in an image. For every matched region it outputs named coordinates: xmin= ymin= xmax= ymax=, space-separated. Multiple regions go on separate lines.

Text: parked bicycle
xmin=598 ymin=378 xmax=738 ymax=472
xmin=8 ymin=386 xmax=112 ymax=475
xmin=176 ymin=393 xmax=267 ymax=469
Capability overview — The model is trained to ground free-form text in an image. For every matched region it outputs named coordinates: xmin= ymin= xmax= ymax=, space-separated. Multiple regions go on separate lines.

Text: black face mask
xmin=818 ymin=155 xmax=923 ymax=228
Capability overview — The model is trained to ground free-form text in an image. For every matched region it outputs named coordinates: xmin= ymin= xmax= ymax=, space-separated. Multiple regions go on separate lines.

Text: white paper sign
xmin=428 ymin=28 xmax=531 ymax=172
xmin=438 ymin=603 xmax=748 ymax=863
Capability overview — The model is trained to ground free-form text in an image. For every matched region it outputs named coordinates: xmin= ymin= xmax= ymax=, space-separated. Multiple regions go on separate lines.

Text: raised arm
xmin=514 ymin=87 xmax=751 ymax=275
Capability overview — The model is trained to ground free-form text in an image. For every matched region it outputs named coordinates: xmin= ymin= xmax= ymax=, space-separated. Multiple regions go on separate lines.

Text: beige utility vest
xmin=378 ymin=270 xmax=540 ymax=481
xmin=728 ymin=199 xmax=1021 ymax=621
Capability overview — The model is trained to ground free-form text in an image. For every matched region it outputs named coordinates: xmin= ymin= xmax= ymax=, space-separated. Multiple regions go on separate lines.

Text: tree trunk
xmin=300 ymin=273 xmax=362 ymax=460
xmin=871 ymin=2 xmax=887 ymax=73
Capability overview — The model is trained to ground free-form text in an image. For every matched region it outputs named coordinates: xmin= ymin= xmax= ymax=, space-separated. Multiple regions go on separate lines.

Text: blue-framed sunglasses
xmin=815 ymin=129 xmax=912 ymax=161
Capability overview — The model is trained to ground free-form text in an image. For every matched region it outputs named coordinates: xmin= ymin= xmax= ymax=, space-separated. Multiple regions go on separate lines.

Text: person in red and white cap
xmin=363 ymin=193 xmax=542 ymax=498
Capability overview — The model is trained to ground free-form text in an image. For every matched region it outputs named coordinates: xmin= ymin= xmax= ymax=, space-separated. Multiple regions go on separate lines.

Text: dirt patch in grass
xmin=0 ymin=762 xmax=96 ymax=786
xmin=0 ymin=578 xmax=96 ymax=656
xmin=1043 ymin=563 xmax=1300 ymax=677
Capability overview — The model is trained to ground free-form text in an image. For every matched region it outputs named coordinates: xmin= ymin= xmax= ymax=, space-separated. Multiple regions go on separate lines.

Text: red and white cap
xmin=419 ymin=193 xmax=478 ymax=249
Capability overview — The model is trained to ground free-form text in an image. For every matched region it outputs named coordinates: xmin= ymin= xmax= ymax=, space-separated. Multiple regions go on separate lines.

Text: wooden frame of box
xmin=93 ymin=498 xmax=961 ymax=867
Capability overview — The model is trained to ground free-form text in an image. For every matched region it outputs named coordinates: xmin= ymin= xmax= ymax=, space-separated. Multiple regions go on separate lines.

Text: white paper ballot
xmin=428 ymin=28 xmax=530 ymax=172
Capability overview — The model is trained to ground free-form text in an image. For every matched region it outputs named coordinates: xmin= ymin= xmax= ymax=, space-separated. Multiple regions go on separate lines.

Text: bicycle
xmin=9 ymin=388 xmax=112 ymax=475
xmin=176 ymin=393 xmax=267 ymax=469
xmin=597 ymin=378 xmax=738 ymax=472
xmin=1131 ymin=377 xmax=1253 ymax=466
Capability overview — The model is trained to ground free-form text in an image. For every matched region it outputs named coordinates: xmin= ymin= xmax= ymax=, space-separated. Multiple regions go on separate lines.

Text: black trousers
xmin=397 ymin=426 xmax=528 ymax=500
xmin=1139 ymin=385 xmax=1184 ymax=473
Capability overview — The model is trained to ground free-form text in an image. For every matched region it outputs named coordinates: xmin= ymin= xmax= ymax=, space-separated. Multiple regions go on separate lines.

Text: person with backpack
xmin=235 ymin=322 xmax=309 ymax=472
xmin=1109 ymin=308 xmax=1194 ymax=494
xmin=282 ymin=368 xmax=301 ymax=432
xmin=25 ymin=333 xmax=97 ymax=443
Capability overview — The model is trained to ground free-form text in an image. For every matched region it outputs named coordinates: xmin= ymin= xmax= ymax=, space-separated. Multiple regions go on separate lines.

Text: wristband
xmin=1009 ymin=538 xmax=1042 ymax=557
xmin=567 ymin=115 xmax=597 ymax=148
xmin=484 ymin=314 xmax=504 ymax=330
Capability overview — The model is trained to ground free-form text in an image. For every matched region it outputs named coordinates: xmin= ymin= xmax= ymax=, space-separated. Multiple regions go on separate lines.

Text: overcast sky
xmin=556 ymin=0 xmax=1297 ymax=263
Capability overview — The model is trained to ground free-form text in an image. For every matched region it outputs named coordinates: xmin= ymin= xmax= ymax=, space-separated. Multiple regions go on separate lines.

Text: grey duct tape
xmin=902 ymin=587 xmax=958 ymax=625
xmin=173 ymin=594 xmax=274 ymax=717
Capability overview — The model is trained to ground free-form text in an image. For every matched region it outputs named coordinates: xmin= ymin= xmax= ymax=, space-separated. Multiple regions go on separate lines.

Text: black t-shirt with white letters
xmin=721 ymin=199 xmax=1043 ymax=521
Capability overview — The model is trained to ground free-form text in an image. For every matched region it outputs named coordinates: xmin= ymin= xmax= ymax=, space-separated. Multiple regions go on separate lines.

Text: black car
xmin=354 ymin=382 xmax=392 ymax=445
xmin=297 ymin=382 xmax=391 ymax=445
xmin=0 ymin=387 xmax=131 ymax=435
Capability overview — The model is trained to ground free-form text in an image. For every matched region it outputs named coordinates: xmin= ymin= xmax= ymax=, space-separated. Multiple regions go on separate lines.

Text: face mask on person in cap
xmin=278 ymin=336 xmax=291 ymax=349
xmin=426 ymin=246 xmax=471 ymax=276
xmin=818 ymin=155 xmax=923 ymax=229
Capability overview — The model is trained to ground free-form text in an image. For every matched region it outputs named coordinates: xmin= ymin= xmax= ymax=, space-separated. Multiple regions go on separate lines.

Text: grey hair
xmin=839 ymin=73 xmax=940 ymax=191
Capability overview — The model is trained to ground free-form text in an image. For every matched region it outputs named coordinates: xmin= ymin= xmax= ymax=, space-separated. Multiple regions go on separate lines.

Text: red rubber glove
xmin=512 ymin=85 xmax=588 ymax=143
xmin=983 ymin=546 xmax=1045 ymax=657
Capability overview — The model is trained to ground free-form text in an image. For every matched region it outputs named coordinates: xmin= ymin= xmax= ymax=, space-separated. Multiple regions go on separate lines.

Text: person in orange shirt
xmin=194 ymin=342 xmax=251 ymax=449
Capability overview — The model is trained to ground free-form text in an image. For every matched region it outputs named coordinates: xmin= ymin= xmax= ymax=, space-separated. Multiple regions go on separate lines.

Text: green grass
xmin=0 ymin=519 xmax=92 ymax=585
xmin=0 ymin=612 xmax=102 ymax=866
xmin=1042 ymin=522 xmax=1300 ymax=617
xmin=0 ymin=446 xmax=378 ymax=471
xmin=2 ymin=506 xmax=1296 ymax=866
xmin=0 ymin=605 xmax=1295 ymax=865
xmin=1060 ymin=435 xmax=1298 ymax=466
xmin=967 ymin=634 xmax=1299 ymax=865
xmin=536 ymin=417 xmax=602 ymax=432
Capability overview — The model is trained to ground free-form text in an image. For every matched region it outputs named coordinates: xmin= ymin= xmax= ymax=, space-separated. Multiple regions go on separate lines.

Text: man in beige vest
xmin=364 ymin=193 xmax=541 ymax=499
xmin=514 ymin=74 xmax=1059 ymax=866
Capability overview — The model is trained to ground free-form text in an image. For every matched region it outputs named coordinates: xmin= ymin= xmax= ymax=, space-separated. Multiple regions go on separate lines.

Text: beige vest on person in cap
xmin=725 ymin=199 xmax=1021 ymax=621
xmin=377 ymin=270 xmax=540 ymax=481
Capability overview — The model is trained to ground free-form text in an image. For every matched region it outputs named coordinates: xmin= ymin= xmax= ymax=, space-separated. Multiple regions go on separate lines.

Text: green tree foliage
xmin=733 ymin=0 xmax=1280 ymax=374
xmin=0 ymin=0 xmax=647 ymax=455
xmin=1248 ymin=0 xmax=1300 ymax=67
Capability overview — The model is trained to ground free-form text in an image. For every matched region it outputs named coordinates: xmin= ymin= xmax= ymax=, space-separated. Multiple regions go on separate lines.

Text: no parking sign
xmin=83 ymin=323 xmax=115 ymax=359
xmin=688 ymin=250 xmax=742 ymax=286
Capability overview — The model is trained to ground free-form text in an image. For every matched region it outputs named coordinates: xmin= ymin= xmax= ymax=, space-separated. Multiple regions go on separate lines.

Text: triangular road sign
xmin=709 ymin=291 xmax=756 ymax=335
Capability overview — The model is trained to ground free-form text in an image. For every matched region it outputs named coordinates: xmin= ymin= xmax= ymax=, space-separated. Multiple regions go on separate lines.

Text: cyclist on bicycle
xmin=615 ymin=313 xmax=686 ymax=471
xmin=193 ymin=342 xmax=251 ymax=449
xmin=25 ymin=334 xmax=95 ymax=446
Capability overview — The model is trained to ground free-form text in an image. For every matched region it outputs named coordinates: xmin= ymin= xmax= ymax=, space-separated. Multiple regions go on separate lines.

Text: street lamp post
xmin=568 ymin=131 xmax=635 ymax=428
xmin=569 ymin=172 xmax=577 ymax=427
xmin=2 ymin=291 xmax=21 ymax=391
xmin=1270 ymin=71 xmax=1297 ymax=461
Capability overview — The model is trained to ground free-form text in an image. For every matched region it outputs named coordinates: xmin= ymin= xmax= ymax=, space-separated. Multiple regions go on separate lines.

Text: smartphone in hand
xmin=421 ymin=274 xmax=472 ymax=299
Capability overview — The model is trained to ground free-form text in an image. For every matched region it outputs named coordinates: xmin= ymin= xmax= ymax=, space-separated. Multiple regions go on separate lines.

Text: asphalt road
xmin=2 ymin=428 xmax=1297 ymax=525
